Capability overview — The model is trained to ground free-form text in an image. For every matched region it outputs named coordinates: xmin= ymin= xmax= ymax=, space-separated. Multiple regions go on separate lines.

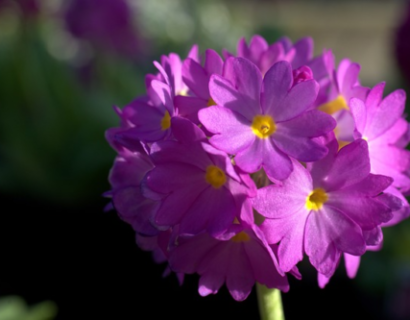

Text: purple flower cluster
xmin=105 ymin=35 xmax=410 ymax=300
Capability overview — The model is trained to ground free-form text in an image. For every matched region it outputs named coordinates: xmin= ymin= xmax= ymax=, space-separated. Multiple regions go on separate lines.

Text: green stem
xmin=256 ymin=284 xmax=285 ymax=320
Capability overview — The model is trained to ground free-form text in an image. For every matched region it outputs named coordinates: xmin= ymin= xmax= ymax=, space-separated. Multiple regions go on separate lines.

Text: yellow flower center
xmin=306 ymin=188 xmax=328 ymax=211
xmin=231 ymin=231 xmax=250 ymax=242
xmin=161 ymin=111 xmax=171 ymax=130
xmin=205 ymin=165 xmax=226 ymax=189
xmin=207 ymin=97 xmax=216 ymax=107
xmin=251 ymin=115 xmax=276 ymax=139
xmin=318 ymin=95 xmax=349 ymax=115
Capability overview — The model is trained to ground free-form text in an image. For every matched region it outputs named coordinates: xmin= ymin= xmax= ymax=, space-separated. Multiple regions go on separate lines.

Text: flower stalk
xmin=257 ymin=284 xmax=285 ymax=320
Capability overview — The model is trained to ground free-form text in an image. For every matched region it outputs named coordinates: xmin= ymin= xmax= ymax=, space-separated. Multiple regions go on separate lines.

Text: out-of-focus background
xmin=1 ymin=0 xmax=410 ymax=319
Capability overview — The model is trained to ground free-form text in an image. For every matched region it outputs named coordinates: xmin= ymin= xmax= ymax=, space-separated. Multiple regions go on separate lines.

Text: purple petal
xmin=366 ymin=89 xmax=406 ymax=140
xmin=264 ymin=65 xmax=319 ymax=121
xmin=340 ymin=61 xmax=361 ymax=93
xmin=150 ymin=141 xmax=212 ymax=170
xmin=226 ymin=244 xmax=255 ymax=301
xmin=209 ymin=74 xmax=258 ymax=120
xmin=148 ymin=79 xmax=174 ymax=113
xmin=109 ymin=152 xmax=153 ymax=188
xmin=382 ymin=186 xmax=410 ymax=227
xmin=261 ymin=61 xmax=292 ymax=117
xmin=254 ymin=160 xmax=311 ymax=219
xmin=276 ymin=110 xmax=336 ymax=137
xmin=244 ymin=236 xmax=289 ymax=290
xmin=350 ymin=97 xmax=367 ymax=135
xmin=273 ymin=130 xmax=328 ymax=162
xmin=291 ymin=37 xmax=313 ymax=68
xmin=260 ymin=43 xmax=284 ymax=75
xmin=363 ymin=226 xmax=383 ymax=246
xmin=346 ymin=174 xmax=393 ymax=196
xmin=113 ymin=187 xmax=159 ymax=236
xmin=237 ymin=35 xmax=268 ymax=65
xmin=324 ymin=139 xmax=370 ymax=191
xmin=169 ymin=233 xmax=219 ymax=274
xmin=318 ymin=272 xmax=331 ymax=288
xmin=344 ymin=253 xmax=361 ymax=279
xmin=204 ymin=49 xmax=223 ymax=76
xmin=199 ymin=106 xmax=255 ymax=154
xmin=277 ymin=211 xmax=308 ymax=272
xmin=327 ymin=191 xmax=393 ymax=229
xmin=305 ymin=206 xmax=365 ymax=276
xmin=171 ymin=116 xmax=207 ymax=143
xmin=174 ymin=95 xmax=206 ymax=124
xmin=182 ymin=58 xmax=209 ymax=99
xmin=222 ymin=57 xmax=262 ymax=107
xmin=263 ymin=139 xmax=294 ymax=181
xmin=154 ymin=182 xmax=206 ymax=228
xmin=145 ymin=163 xmax=205 ymax=194
xmin=179 ymin=186 xmax=236 ymax=237
xmin=234 ymin=138 xmax=264 ymax=173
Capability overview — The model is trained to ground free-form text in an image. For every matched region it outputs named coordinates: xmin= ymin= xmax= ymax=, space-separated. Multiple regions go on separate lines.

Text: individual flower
xmin=105 ymin=120 xmax=158 ymax=236
xmin=224 ymin=35 xmax=313 ymax=75
xmin=318 ymin=58 xmax=369 ymax=147
xmin=117 ymin=80 xmax=175 ymax=143
xmin=318 ymin=185 xmax=409 ymax=288
xmin=168 ymin=222 xmax=295 ymax=301
xmin=147 ymin=45 xmax=199 ymax=98
xmin=142 ymin=139 xmax=256 ymax=238
xmin=199 ymin=57 xmax=335 ymax=180
xmin=350 ymin=82 xmax=410 ymax=192
xmin=174 ymin=49 xmax=224 ymax=124
xmin=254 ymin=139 xmax=398 ymax=277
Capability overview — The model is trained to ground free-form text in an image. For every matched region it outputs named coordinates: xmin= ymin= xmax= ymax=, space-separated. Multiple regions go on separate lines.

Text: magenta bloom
xmin=199 ymin=57 xmax=335 ymax=180
xmin=350 ymin=82 xmax=410 ymax=191
xmin=318 ymin=58 xmax=369 ymax=146
xmin=64 ymin=0 xmax=140 ymax=57
xmin=147 ymin=45 xmax=199 ymax=98
xmin=143 ymin=140 xmax=256 ymax=237
xmin=174 ymin=49 xmax=224 ymax=124
xmin=224 ymin=35 xmax=313 ymax=75
xmin=254 ymin=139 xmax=397 ymax=277
xmin=118 ymin=80 xmax=175 ymax=143
xmin=105 ymin=124 xmax=158 ymax=236
xmin=169 ymin=224 xmax=293 ymax=301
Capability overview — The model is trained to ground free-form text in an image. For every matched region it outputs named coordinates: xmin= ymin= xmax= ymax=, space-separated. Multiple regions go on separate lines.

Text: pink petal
xmin=344 ymin=253 xmax=361 ymax=279
xmin=209 ymin=74 xmax=258 ymax=120
xmin=199 ymin=106 xmax=255 ymax=154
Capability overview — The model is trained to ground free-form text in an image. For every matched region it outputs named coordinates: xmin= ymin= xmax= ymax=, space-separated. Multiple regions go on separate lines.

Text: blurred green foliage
xmin=0 ymin=296 xmax=57 ymax=320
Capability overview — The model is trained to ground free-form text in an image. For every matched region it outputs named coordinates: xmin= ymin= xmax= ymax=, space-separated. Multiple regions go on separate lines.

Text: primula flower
xmin=254 ymin=139 xmax=398 ymax=277
xmin=168 ymin=223 xmax=295 ymax=301
xmin=318 ymin=184 xmax=409 ymax=288
xmin=350 ymin=82 xmax=410 ymax=191
xmin=224 ymin=35 xmax=313 ymax=75
xmin=142 ymin=139 xmax=256 ymax=238
xmin=147 ymin=46 xmax=199 ymax=97
xmin=105 ymin=124 xmax=158 ymax=236
xmin=174 ymin=49 xmax=224 ymax=124
xmin=105 ymin=34 xmax=410 ymax=314
xmin=318 ymin=58 xmax=369 ymax=147
xmin=118 ymin=80 xmax=175 ymax=143
xmin=199 ymin=57 xmax=335 ymax=180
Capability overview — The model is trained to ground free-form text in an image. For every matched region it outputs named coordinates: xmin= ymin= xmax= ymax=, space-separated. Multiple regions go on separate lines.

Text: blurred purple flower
xmin=0 ymin=0 xmax=39 ymax=18
xmin=63 ymin=0 xmax=140 ymax=57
